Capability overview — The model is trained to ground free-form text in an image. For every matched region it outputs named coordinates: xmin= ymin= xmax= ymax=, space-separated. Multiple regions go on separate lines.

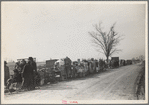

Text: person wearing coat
xmin=4 ymin=61 xmax=10 ymax=86
xmin=64 ymin=57 xmax=71 ymax=79
xmin=21 ymin=59 xmax=33 ymax=90
xmin=13 ymin=69 xmax=22 ymax=84
xmin=28 ymin=57 xmax=37 ymax=73
xmin=28 ymin=57 xmax=37 ymax=90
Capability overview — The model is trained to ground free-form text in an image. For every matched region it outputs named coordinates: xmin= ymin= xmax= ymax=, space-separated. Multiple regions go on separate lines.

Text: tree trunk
xmin=106 ymin=56 xmax=109 ymax=68
xmin=106 ymin=56 xmax=109 ymax=63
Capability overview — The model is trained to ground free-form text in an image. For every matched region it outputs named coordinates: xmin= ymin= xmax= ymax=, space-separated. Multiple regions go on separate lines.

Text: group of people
xmin=4 ymin=56 xmax=124 ymax=93
xmin=4 ymin=57 xmax=40 ymax=93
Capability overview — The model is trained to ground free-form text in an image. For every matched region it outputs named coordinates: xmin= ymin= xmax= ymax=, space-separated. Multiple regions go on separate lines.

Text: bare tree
xmin=89 ymin=22 xmax=123 ymax=63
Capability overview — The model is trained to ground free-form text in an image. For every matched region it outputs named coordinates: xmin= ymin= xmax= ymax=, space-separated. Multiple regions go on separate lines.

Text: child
xmin=13 ymin=69 xmax=22 ymax=91
xmin=5 ymin=75 xmax=16 ymax=94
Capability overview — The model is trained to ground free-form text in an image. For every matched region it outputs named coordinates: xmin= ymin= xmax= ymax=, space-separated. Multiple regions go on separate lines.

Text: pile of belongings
xmin=38 ymin=68 xmax=45 ymax=85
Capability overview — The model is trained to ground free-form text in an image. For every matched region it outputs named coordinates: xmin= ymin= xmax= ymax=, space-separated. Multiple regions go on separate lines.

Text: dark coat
xmin=29 ymin=61 xmax=37 ymax=72
xmin=13 ymin=69 xmax=22 ymax=83
xmin=21 ymin=64 xmax=34 ymax=90
xmin=22 ymin=64 xmax=33 ymax=78
xmin=4 ymin=65 xmax=10 ymax=86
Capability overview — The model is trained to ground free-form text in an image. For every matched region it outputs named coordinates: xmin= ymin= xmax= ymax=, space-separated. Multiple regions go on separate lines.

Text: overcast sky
xmin=2 ymin=2 xmax=146 ymax=62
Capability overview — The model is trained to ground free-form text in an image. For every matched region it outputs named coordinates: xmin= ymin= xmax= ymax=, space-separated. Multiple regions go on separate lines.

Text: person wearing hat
xmin=20 ymin=59 xmax=32 ymax=90
xmin=28 ymin=57 xmax=37 ymax=90
xmin=28 ymin=57 xmax=37 ymax=73
xmin=4 ymin=61 xmax=10 ymax=86
xmin=64 ymin=57 xmax=71 ymax=79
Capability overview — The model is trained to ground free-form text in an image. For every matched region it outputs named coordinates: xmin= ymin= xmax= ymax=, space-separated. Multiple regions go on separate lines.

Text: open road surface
xmin=4 ymin=64 xmax=144 ymax=101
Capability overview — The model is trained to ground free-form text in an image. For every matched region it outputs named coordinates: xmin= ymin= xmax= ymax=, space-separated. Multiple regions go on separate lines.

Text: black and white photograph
xmin=1 ymin=1 xmax=148 ymax=104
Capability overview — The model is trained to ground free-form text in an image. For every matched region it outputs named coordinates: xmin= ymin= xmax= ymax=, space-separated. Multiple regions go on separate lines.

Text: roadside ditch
xmin=135 ymin=62 xmax=145 ymax=100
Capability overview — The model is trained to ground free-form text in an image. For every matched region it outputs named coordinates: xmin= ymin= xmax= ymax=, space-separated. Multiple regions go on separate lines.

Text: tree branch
xmin=89 ymin=22 xmax=123 ymax=59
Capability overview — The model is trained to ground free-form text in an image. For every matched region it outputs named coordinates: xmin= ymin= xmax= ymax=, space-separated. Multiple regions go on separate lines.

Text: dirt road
xmin=4 ymin=64 xmax=144 ymax=102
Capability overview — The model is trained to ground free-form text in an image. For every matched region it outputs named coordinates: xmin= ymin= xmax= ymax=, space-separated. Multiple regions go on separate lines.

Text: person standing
xmin=28 ymin=57 xmax=37 ymax=90
xmin=20 ymin=59 xmax=27 ymax=90
xmin=21 ymin=59 xmax=33 ymax=90
xmin=28 ymin=57 xmax=37 ymax=72
xmin=4 ymin=61 xmax=10 ymax=86
xmin=65 ymin=57 xmax=72 ymax=79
